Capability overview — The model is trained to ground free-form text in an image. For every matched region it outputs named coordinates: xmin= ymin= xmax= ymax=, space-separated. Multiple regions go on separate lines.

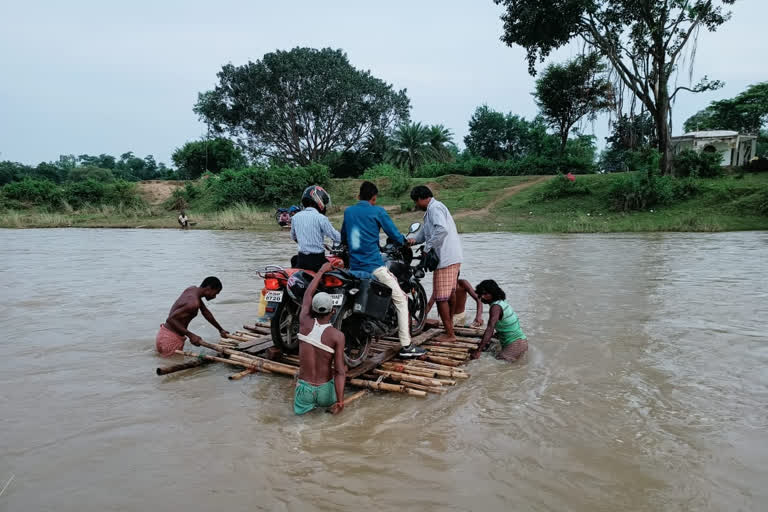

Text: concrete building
xmin=670 ymin=130 xmax=758 ymax=167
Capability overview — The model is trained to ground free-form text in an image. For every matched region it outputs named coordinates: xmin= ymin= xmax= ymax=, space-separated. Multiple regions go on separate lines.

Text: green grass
xmin=2 ymin=172 xmax=767 ymax=232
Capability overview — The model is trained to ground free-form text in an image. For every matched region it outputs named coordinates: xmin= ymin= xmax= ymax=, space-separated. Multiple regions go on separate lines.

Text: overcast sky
xmin=1 ymin=0 xmax=765 ymax=166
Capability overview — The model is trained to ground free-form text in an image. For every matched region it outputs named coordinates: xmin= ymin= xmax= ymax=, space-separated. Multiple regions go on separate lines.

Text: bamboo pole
xmin=425 ymin=355 xmax=462 ymax=367
xmin=156 ymin=359 xmax=210 ymax=376
xmin=176 ymin=350 xmax=297 ymax=377
xmin=374 ymin=368 xmax=456 ymax=386
xmin=349 ymin=378 xmax=426 ymax=397
xmin=229 ymin=369 xmax=257 ymax=380
xmin=372 ymin=369 xmax=447 ymax=387
xmin=400 ymin=381 xmax=446 ymax=394
xmin=244 ymin=323 xmax=271 ymax=334
xmin=222 ymin=333 xmax=252 ymax=343
xmin=380 ymin=362 xmax=468 ymax=379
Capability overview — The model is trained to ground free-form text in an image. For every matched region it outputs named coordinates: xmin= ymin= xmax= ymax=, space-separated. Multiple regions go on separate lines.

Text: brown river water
xmin=1 ymin=229 xmax=767 ymax=511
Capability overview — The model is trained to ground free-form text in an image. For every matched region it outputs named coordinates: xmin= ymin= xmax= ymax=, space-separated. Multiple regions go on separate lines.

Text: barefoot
xmin=433 ymin=333 xmax=457 ymax=343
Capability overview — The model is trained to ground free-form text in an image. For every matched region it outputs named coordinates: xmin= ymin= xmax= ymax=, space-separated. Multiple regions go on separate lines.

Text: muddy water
xmin=1 ymin=229 xmax=766 ymax=511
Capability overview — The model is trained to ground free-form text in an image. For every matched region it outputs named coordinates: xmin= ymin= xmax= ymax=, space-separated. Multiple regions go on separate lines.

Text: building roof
xmin=681 ymin=130 xmax=739 ymax=138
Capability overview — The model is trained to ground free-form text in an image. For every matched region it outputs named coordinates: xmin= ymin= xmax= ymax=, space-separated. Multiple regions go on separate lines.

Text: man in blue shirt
xmin=340 ymin=181 xmax=426 ymax=358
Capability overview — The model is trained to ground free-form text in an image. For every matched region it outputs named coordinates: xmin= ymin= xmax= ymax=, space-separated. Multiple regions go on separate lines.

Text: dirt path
xmin=453 ymin=176 xmax=551 ymax=219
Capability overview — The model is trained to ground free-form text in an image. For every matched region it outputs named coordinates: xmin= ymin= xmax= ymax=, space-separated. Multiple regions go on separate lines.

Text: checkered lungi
xmin=433 ymin=263 xmax=461 ymax=302
xmin=496 ymin=338 xmax=528 ymax=362
xmin=156 ymin=324 xmax=186 ymax=357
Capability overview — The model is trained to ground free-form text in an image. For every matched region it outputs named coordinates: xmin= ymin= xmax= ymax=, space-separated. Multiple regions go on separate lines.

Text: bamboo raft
xmin=157 ymin=321 xmax=485 ymax=403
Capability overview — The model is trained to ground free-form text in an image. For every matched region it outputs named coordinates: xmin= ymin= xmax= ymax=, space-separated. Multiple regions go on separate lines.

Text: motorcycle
xmin=259 ymin=222 xmax=428 ymax=368
xmin=275 ymin=205 xmax=301 ymax=227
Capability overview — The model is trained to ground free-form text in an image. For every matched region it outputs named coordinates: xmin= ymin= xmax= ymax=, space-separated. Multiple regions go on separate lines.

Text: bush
xmin=205 ymin=164 xmax=331 ymax=208
xmin=730 ymin=189 xmax=768 ymax=216
xmin=608 ymin=174 xmax=700 ymax=211
xmin=2 ymin=178 xmax=62 ymax=205
xmin=533 ymin=174 xmax=591 ymax=201
xmin=64 ymin=180 xmax=108 ymax=208
xmin=361 ymin=164 xmax=411 ymax=196
xmin=67 ymin=166 xmax=115 ymax=183
xmin=673 ymin=150 xmax=723 ymax=178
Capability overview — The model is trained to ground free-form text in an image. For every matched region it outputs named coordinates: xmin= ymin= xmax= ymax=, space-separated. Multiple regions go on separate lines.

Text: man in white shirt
xmin=407 ymin=185 xmax=463 ymax=343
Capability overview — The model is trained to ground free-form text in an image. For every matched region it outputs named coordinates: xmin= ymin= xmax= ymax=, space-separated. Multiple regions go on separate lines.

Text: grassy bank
xmin=1 ymin=173 xmax=767 ymax=232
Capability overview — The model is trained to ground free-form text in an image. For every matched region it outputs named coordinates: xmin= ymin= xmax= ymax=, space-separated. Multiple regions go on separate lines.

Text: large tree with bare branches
xmin=195 ymin=47 xmax=410 ymax=165
xmin=493 ymin=0 xmax=736 ymax=174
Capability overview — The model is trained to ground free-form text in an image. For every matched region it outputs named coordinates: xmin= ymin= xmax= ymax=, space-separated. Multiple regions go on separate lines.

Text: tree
xmin=194 ymin=47 xmax=411 ymax=165
xmin=172 ymin=138 xmax=248 ymax=179
xmin=427 ymin=124 xmax=456 ymax=162
xmin=534 ymin=53 xmax=614 ymax=155
xmin=388 ymin=122 xmax=435 ymax=175
xmin=464 ymin=106 xmax=558 ymax=160
xmin=0 ymin=161 xmax=33 ymax=185
xmin=494 ymin=0 xmax=735 ymax=174
xmin=606 ymin=112 xmax=657 ymax=151
xmin=684 ymin=82 xmax=768 ymax=133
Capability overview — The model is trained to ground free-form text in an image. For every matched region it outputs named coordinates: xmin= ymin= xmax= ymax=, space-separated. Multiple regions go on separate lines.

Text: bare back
xmin=297 ymin=321 xmax=344 ymax=385
xmin=165 ymin=286 xmax=201 ymax=335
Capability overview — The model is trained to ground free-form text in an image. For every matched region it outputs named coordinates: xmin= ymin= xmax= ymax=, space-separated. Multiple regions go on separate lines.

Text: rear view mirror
xmin=408 ymin=222 xmax=421 ymax=234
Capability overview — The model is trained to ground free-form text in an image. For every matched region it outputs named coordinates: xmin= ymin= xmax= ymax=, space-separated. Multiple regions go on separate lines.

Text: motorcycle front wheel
xmin=270 ymin=300 xmax=300 ymax=353
xmin=408 ymin=282 xmax=428 ymax=336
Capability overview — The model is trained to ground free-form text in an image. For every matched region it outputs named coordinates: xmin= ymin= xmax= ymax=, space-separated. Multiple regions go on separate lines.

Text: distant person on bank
xmin=178 ymin=210 xmax=189 ymax=229
xmin=472 ymin=280 xmax=528 ymax=363
xmin=407 ymin=185 xmax=463 ymax=343
xmin=294 ymin=262 xmax=346 ymax=415
xmin=425 ymin=273 xmax=483 ymax=328
xmin=155 ymin=277 xmax=229 ymax=357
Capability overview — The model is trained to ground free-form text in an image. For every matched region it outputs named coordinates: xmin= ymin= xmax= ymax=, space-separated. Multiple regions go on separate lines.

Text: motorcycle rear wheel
xmin=408 ymin=282 xmax=428 ymax=336
xmin=335 ymin=313 xmax=371 ymax=368
xmin=270 ymin=301 xmax=300 ymax=353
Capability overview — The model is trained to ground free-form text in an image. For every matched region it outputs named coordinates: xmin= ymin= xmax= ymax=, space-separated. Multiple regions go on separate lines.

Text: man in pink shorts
xmin=156 ymin=276 xmax=229 ymax=356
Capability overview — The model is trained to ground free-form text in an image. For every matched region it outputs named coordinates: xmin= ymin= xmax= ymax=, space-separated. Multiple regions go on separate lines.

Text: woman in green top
xmin=471 ymin=280 xmax=528 ymax=363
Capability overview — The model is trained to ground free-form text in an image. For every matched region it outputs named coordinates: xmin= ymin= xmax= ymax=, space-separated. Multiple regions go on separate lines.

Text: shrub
xmin=2 ymin=178 xmax=62 ymax=205
xmin=730 ymin=189 xmax=768 ymax=216
xmin=533 ymin=174 xmax=591 ymax=201
xmin=67 ymin=166 xmax=115 ymax=183
xmin=205 ymin=164 xmax=331 ymax=208
xmin=361 ymin=164 xmax=411 ymax=196
xmin=608 ymin=174 xmax=700 ymax=211
xmin=673 ymin=150 xmax=723 ymax=178
xmin=63 ymin=180 xmax=108 ymax=208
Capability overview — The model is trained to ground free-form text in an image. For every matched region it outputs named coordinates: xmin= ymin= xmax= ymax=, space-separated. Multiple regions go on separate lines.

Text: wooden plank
xmin=240 ymin=340 xmax=274 ymax=355
xmin=347 ymin=329 xmax=440 ymax=379
xmin=234 ymin=335 xmax=272 ymax=350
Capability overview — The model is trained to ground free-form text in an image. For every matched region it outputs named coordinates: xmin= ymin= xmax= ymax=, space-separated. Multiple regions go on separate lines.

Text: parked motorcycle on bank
xmin=257 ymin=223 xmax=428 ymax=367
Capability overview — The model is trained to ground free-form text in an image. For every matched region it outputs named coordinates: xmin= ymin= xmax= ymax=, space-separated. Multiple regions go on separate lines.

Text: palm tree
xmin=427 ymin=124 xmax=456 ymax=163
xmin=388 ymin=122 xmax=432 ymax=175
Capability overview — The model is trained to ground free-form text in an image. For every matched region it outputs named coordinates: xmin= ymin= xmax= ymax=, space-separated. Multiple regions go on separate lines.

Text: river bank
xmin=1 ymin=173 xmax=766 ymax=232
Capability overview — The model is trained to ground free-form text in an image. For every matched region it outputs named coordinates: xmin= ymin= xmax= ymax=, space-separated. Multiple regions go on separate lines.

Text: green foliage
xmin=606 ymin=113 xmax=657 ymax=151
xmin=63 ymin=180 xmax=108 ymax=208
xmin=195 ymin=47 xmax=410 ymax=165
xmin=684 ymin=82 xmax=768 ymax=134
xmin=172 ymin=138 xmax=248 ymax=179
xmin=533 ymin=174 xmax=591 ymax=201
xmin=464 ymin=107 xmax=556 ymax=160
xmin=0 ymin=161 xmax=33 ymax=185
xmin=673 ymin=150 xmax=723 ymax=178
xmin=729 ymin=188 xmax=768 ymax=216
xmin=204 ymin=164 xmax=331 ymax=208
xmin=608 ymin=174 xmax=701 ymax=211
xmin=67 ymin=166 xmax=115 ymax=183
xmin=2 ymin=178 xmax=62 ymax=205
xmin=534 ymin=53 xmax=613 ymax=153
xmin=388 ymin=122 xmax=454 ymax=175
xmin=361 ymin=164 xmax=411 ymax=196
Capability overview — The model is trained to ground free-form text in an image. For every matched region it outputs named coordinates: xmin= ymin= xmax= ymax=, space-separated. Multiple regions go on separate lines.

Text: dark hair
xmin=475 ymin=279 xmax=505 ymax=301
xmin=410 ymin=185 xmax=433 ymax=201
xmin=301 ymin=197 xmax=314 ymax=208
xmin=200 ymin=276 xmax=223 ymax=290
xmin=359 ymin=181 xmax=379 ymax=201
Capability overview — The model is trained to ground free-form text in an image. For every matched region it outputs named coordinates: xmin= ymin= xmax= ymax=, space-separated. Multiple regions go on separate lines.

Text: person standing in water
xmin=425 ymin=274 xmax=484 ymax=328
xmin=155 ymin=277 xmax=229 ymax=356
xmin=472 ymin=280 xmax=528 ymax=363
xmin=294 ymin=262 xmax=347 ymax=415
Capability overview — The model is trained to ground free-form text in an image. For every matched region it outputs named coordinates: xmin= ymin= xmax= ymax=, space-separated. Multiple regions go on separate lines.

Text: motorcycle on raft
xmin=256 ymin=223 xmax=429 ymax=368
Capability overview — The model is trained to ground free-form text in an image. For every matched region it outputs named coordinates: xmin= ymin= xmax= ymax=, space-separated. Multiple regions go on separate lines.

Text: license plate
xmin=265 ymin=291 xmax=283 ymax=302
xmin=331 ymin=294 xmax=344 ymax=306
